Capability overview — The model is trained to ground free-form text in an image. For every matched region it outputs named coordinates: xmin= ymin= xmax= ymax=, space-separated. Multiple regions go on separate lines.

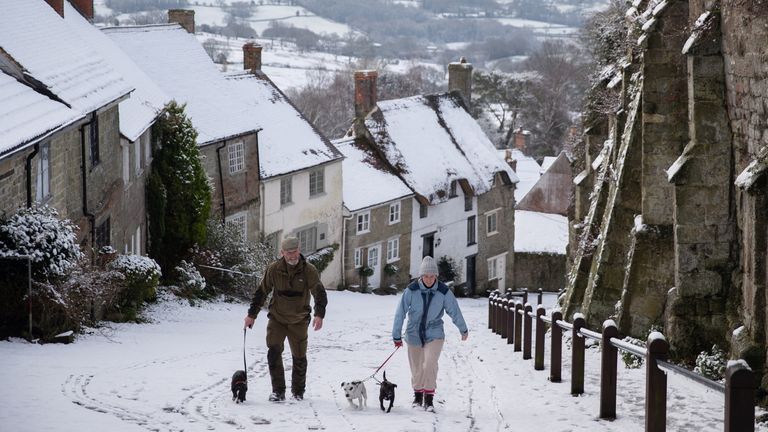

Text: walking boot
xmin=411 ymin=391 xmax=423 ymax=408
xmin=424 ymin=393 xmax=435 ymax=412
xmin=268 ymin=391 xmax=285 ymax=402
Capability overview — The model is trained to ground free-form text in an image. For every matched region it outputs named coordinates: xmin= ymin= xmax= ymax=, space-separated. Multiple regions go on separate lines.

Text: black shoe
xmin=292 ymin=393 xmax=304 ymax=401
xmin=268 ymin=392 xmax=285 ymax=402
xmin=412 ymin=391 xmax=423 ymax=407
xmin=424 ymin=394 xmax=434 ymax=412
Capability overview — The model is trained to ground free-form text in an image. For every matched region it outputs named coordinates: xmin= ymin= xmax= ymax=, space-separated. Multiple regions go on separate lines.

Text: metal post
xmin=725 ymin=361 xmax=755 ymax=432
xmin=645 ymin=332 xmax=668 ymax=432
xmin=600 ymin=320 xmax=619 ymax=420
xmin=514 ymin=302 xmax=522 ymax=352
xmin=534 ymin=305 xmax=545 ymax=370
xmin=537 ymin=288 xmax=543 ymax=305
xmin=550 ymin=311 xmax=562 ymax=382
xmin=571 ymin=314 xmax=585 ymax=395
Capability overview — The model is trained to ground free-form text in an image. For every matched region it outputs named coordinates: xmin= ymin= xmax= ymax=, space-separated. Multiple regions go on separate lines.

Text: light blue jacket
xmin=392 ymin=279 xmax=468 ymax=346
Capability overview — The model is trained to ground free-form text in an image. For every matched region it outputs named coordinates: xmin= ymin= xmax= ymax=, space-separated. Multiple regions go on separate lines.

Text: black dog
xmin=378 ymin=371 xmax=397 ymax=413
xmin=231 ymin=370 xmax=247 ymax=403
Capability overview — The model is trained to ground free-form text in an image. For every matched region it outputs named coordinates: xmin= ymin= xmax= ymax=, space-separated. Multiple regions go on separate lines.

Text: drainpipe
xmin=340 ymin=213 xmax=354 ymax=288
xmin=215 ymin=140 xmax=227 ymax=224
xmin=24 ymin=144 xmax=40 ymax=208
xmin=80 ymin=115 xmax=97 ymax=259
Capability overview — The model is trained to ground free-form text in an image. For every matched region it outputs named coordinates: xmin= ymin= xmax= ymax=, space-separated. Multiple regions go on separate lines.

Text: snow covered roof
xmin=0 ymin=71 xmax=83 ymax=157
xmin=226 ymin=72 xmax=341 ymax=178
xmin=0 ymin=1 xmax=132 ymax=115
xmin=363 ymin=92 xmax=517 ymax=205
xmin=541 ymin=156 xmax=557 ymax=174
xmin=104 ymin=24 xmax=260 ymax=146
xmin=515 ymin=210 xmax=568 ymax=254
xmin=333 ymin=137 xmax=413 ymax=212
xmin=507 ymin=149 xmax=541 ymax=202
xmin=60 ymin=3 xmax=170 ymax=142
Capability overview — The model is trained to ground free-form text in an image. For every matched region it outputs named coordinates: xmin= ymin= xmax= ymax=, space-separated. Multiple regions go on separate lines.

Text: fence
xmin=488 ymin=290 xmax=757 ymax=432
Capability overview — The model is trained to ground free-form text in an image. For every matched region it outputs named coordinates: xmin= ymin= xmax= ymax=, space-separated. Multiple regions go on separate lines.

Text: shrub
xmin=620 ymin=336 xmax=644 ymax=369
xmin=306 ymin=244 xmax=338 ymax=274
xmin=174 ymin=260 xmax=207 ymax=298
xmin=694 ymin=345 xmax=727 ymax=381
xmin=437 ymin=256 xmax=458 ymax=283
xmin=384 ymin=263 xmax=399 ymax=276
xmin=358 ymin=265 xmax=374 ymax=278
xmin=107 ymin=255 xmax=161 ymax=321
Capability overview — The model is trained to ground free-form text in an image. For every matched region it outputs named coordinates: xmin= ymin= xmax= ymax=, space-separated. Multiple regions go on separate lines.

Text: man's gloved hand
xmin=393 ymin=340 xmax=403 ymax=348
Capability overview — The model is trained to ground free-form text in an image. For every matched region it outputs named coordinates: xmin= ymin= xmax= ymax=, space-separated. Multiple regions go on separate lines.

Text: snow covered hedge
xmin=107 ymin=255 xmax=161 ymax=320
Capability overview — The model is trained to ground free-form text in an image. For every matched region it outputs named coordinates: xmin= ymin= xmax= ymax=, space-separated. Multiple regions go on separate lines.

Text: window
xmin=356 ymin=211 xmax=370 ymax=234
xmin=122 ymin=144 xmax=130 ymax=184
xmin=467 ymin=216 xmax=476 ymax=245
xmin=96 ymin=217 xmax=111 ymax=248
xmin=367 ymin=246 xmax=379 ymax=268
xmin=449 ymin=181 xmax=458 ymax=198
xmin=35 ymin=143 xmax=50 ymax=202
xmin=228 ymin=141 xmax=245 ymax=174
xmin=387 ymin=237 xmax=399 ymax=262
xmin=464 ymin=194 xmax=473 ymax=211
xmin=487 ymin=211 xmax=499 ymax=235
xmin=309 ymin=168 xmax=325 ymax=196
xmin=134 ymin=138 xmax=142 ymax=174
xmin=389 ymin=202 xmax=400 ymax=224
xmin=419 ymin=203 xmax=428 ymax=219
xmin=280 ymin=176 xmax=292 ymax=206
xmin=226 ymin=212 xmax=247 ymax=241
xmin=297 ymin=226 xmax=317 ymax=252
xmin=488 ymin=257 xmax=499 ymax=280
xmin=354 ymin=248 xmax=362 ymax=268
xmin=143 ymin=133 xmax=152 ymax=165
xmin=90 ymin=115 xmax=99 ymax=167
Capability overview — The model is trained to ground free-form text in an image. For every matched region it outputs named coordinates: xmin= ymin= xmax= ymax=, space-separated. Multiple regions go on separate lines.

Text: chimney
xmin=448 ymin=57 xmax=473 ymax=105
xmin=69 ymin=0 xmax=94 ymax=20
xmin=354 ymin=70 xmax=378 ymax=118
xmin=243 ymin=42 xmax=262 ymax=72
xmin=514 ymin=127 xmax=528 ymax=151
xmin=168 ymin=9 xmax=195 ymax=34
xmin=505 ymin=149 xmax=517 ymax=172
xmin=44 ymin=0 xmax=64 ymax=18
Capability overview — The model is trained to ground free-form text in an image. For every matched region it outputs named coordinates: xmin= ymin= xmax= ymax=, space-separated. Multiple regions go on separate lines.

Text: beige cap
xmin=281 ymin=236 xmax=299 ymax=251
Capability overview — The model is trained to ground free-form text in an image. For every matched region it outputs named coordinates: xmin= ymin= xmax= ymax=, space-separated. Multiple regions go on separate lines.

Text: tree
xmin=472 ymin=70 xmax=530 ymax=147
xmin=147 ymin=102 xmax=211 ymax=277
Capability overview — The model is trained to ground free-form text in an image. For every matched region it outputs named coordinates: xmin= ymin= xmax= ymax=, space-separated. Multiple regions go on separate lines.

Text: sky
xmin=1 ymin=290 xmax=764 ymax=432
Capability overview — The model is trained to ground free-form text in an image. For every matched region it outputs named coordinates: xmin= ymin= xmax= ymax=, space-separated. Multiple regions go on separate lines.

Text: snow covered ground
xmin=1 ymin=290 xmax=765 ymax=432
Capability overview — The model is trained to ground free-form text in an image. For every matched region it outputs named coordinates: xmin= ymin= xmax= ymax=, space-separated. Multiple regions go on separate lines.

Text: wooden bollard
xmin=534 ymin=305 xmax=545 ymax=370
xmin=522 ymin=288 xmax=528 ymax=305
xmin=550 ymin=310 xmax=562 ymax=382
xmin=523 ymin=303 xmax=533 ymax=360
xmin=506 ymin=300 xmax=514 ymax=345
xmin=645 ymin=332 xmax=668 ymax=432
xmin=500 ymin=298 xmax=508 ymax=339
xmin=537 ymin=288 xmax=543 ymax=305
xmin=600 ymin=320 xmax=618 ymax=420
xmin=571 ymin=313 xmax=585 ymax=395
xmin=725 ymin=360 xmax=755 ymax=432
xmin=514 ymin=302 xmax=523 ymax=352
xmin=487 ymin=292 xmax=494 ymax=330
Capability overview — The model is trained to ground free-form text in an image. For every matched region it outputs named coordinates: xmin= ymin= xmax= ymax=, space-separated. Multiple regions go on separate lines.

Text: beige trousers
xmin=407 ymin=339 xmax=445 ymax=392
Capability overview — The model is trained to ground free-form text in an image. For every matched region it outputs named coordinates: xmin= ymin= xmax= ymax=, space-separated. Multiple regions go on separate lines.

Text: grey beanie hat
xmin=419 ymin=256 xmax=439 ymax=276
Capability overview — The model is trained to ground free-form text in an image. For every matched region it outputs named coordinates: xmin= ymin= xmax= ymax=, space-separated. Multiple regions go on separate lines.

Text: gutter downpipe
xmin=25 ymin=144 xmax=40 ymax=208
xmin=215 ymin=140 xmax=227 ymax=224
xmin=340 ymin=213 xmax=354 ymax=288
xmin=80 ymin=114 xmax=97 ymax=261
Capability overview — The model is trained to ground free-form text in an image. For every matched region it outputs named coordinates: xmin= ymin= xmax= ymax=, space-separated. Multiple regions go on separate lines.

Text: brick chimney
xmin=354 ymin=70 xmax=378 ymax=118
xmin=513 ymin=127 xmax=529 ymax=151
xmin=505 ymin=149 xmax=517 ymax=172
xmin=448 ymin=57 xmax=473 ymax=105
xmin=168 ymin=9 xmax=195 ymax=34
xmin=69 ymin=0 xmax=94 ymax=20
xmin=44 ymin=0 xmax=64 ymax=18
xmin=243 ymin=42 xmax=262 ymax=72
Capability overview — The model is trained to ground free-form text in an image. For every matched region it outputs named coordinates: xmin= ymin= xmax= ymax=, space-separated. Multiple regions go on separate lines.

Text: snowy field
xmin=1 ymin=290 xmax=765 ymax=432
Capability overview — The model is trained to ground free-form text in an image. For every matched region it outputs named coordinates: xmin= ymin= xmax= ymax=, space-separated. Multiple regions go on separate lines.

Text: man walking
xmin=244 ymin=237 xmax=327 ymax=402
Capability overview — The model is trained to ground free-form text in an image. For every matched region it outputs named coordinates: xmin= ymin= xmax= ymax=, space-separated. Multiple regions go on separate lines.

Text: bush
xmin=620 ymin=336 xmax=644 ymax=369
xmin=357 ymin=265 xmax=374 ymax=278
xmin=174 ymin=260 xmax=207 ymax=298
xmin=107 ymin=255 xmax=161 ymax=321
xmin=383 ymin=263 xmax=399 ymax=276
xmin=306 ymin=244 xmax=338 ymax=274
xmin=437 ymin=256 xmax=458 ymax=283
xmin=694 ymin=345 xmax=727 ymax=381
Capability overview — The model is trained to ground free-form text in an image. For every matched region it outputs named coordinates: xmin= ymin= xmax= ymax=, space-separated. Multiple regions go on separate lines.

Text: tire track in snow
xmin=454 ymin=347 xmax=511 ymax=431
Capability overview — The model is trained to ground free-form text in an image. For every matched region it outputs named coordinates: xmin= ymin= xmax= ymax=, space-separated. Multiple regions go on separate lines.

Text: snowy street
xmin=0 ymin=290 xmax=763 ymax=432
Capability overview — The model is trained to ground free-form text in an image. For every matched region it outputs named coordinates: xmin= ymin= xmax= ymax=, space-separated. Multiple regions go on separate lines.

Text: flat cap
xmin=281 ymin=236 xmax=299 ymax=251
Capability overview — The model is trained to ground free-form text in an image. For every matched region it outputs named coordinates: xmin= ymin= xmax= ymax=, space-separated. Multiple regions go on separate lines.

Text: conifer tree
xmin=147 ymin=101 xmax=211 ymax=276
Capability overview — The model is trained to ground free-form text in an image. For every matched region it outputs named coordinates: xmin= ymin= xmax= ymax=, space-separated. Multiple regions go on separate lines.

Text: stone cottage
xmin=343 ymin=63 xmax=518 ymax=295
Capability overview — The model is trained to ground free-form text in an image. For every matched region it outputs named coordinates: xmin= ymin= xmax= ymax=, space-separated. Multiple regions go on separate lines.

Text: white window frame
xmin=486 ymin=209 xmax=500 ymax=236
xmin=134 ymin=138 xmax=142 ymax=175
xmin=280 ymin=176 xmax=292 ymax=206
xmin=488 ymin=256 xmax=499 ymax=280
xmin=35 ymin=142 xmax=50 ymax=202
xmin=388 ymin=202 xmax=400 ymax=225
xmin=386 ymin=237 xmax=400 ymax=263
xmin=122 ymin=143 xmax=130 ymax=185
xmin=228 ymin=141 xmax=245 ymax=174
xmin=309 ymin=167 xmax=325 ymax=197
xmin=354 ymin=248 xmax=362 ymax=268
xmin=367 ymin=246 xmax=379 ymax=268
xmin=356 ymin=211 xmax=370 ymax=234
xmin=225 ymin=211 xmax=248 ymax=241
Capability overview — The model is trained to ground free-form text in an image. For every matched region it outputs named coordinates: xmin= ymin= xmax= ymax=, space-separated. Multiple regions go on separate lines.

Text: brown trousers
xmin=266 ymin=318 xmax=309 ymax=395
xmin=407 ymin=339 xmax=444 ymax=392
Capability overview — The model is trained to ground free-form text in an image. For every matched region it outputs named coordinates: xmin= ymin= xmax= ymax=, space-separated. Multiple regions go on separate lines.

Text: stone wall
xmin=515 ymin=252 xmax=565 ymax=292
xmin=477 ymin=176 xmax=515 ymax=295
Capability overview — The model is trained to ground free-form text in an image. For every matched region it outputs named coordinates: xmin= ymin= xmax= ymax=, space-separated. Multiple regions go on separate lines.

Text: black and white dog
xmin=378 ymin=371 xmax=397 ymax=413
xmin=231 ymin=370 xmax=248 ymax=403
xmin=341 ymin=380 xmax=367 ymax=409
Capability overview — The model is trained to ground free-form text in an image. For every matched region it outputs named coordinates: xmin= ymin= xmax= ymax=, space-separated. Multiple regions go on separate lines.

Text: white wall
xmin=410 ymin=190 xmax=478 ymax=283
xmin=262 ymin=160 xmax=343 ymax=289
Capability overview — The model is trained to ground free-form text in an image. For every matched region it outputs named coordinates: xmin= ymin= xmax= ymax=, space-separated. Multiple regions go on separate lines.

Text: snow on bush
xmin=108 ymin=255 xmax=162 ymax=317
xmin=694 ymin=345 xmax=727 ymax=381
xmin=174 ymin=260 xmax=206 ymax=295
xmin=620 ymin=336 xmax=644 ymax=369
xmin=0 ymin=206 xmax=83 ymax=280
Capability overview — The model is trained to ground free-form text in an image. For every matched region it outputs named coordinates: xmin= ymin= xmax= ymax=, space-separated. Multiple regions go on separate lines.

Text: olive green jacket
xmin=248 ymin=255 xmax=327 ymax=324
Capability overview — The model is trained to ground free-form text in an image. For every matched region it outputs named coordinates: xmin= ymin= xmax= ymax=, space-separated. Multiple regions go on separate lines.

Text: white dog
xmin=341 ymin=381 xmax=367 ymax=409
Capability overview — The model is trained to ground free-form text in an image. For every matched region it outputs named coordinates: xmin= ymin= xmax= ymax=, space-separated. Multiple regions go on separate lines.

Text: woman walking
xmin=392 ymin=256 xmax=469 ymax=412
